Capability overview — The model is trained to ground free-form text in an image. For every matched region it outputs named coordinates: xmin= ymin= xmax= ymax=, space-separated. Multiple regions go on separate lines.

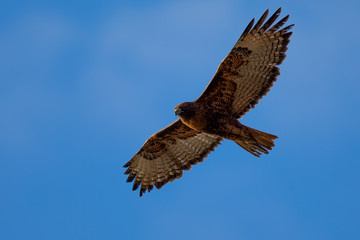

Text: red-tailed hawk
xmin=124 ymin=8 xmax=293 ymax=196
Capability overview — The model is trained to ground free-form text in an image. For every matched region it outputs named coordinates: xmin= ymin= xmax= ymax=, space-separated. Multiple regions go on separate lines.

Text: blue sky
xmin=1 ymin=0 xmax=360 ymax=239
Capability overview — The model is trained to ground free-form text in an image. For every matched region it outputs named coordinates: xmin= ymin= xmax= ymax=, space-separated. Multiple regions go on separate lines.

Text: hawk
xmin=124 ymin=8 xmax=293 ymax=196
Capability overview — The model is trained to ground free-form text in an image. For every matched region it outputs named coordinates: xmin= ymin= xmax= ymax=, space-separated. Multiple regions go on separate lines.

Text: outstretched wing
xmin=196 ymin=8 xmax=293 ymax=118
xmin=124 ymin=120 xmax=222 ymax=196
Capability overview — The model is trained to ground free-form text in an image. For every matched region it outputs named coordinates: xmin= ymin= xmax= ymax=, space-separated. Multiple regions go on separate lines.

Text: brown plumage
xmin=124 ymin=8 xmax=294 ymax=196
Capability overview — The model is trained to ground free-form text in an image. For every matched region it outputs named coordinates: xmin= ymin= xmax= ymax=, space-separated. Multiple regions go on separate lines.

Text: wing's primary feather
xmin=196 ymin=8 xmax=294 ymax=118
xmin=124 ymin=120 xmax=222 ymax=196
xmin=250 ymin=9 xmax=269 ymax=33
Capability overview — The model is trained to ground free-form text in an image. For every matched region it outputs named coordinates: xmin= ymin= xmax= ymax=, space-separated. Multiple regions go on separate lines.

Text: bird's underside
xmin=174 ymin=101 xmax=278 ymax=157
xmin=124 ymin=8 xmax=293 ymax=197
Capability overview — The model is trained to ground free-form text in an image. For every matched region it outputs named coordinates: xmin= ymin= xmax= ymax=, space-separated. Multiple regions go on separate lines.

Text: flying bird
xmin=124 ymin=8 xmax=293 ymax=196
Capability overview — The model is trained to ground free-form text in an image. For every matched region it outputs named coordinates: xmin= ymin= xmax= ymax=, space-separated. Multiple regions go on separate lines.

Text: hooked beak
xmin=175 ymin=108 xmax=183 ymax=116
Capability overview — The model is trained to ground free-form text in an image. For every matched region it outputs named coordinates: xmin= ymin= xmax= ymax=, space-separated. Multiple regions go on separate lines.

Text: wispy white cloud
xmin=0 ymin=12 xmax=77 ymax=153
xmin=92 ymin=0 xmax=236 ymax=69
xmin=0 ymin=11 xmax=75 ymax=77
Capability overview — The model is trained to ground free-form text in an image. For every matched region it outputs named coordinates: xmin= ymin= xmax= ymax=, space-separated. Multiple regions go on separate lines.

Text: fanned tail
xmin=234 ymin=125 xmax=278 ymax=157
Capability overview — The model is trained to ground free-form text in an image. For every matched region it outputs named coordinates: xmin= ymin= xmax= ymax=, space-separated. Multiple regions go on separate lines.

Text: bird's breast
xmin=179 ymin=114 xmax=208 ymax=131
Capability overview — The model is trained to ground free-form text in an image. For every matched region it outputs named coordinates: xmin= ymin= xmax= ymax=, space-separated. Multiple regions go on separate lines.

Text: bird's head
xmin=174 ymin=102 xmax=194 ymax=117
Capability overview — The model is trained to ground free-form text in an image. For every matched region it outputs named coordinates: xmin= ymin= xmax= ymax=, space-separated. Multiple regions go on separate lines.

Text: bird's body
xmin=175 ymin=101 xmax=277 ymax=157
xmin=124 ymin=8 xmax=294 ymax=196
